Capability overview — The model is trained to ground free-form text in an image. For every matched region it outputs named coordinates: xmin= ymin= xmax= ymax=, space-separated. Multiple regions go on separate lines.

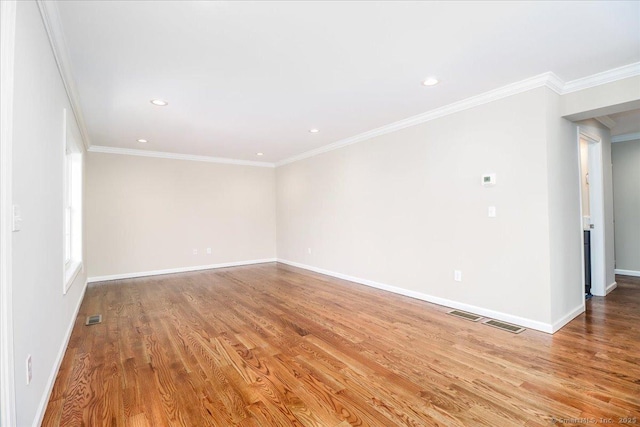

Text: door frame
xmin=0 ymin=1 xmax=17 ymax=425
xmin=577 ymin=128 xmax=607 ymax=297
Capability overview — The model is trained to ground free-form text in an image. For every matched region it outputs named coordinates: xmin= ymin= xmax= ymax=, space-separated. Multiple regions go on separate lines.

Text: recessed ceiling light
xmin=422 ymin=77 xmax=439 ymax=86
xmin=137 ymin=139 xmax=148 ymax=143
xmin=257 ymin=152 xmax=264 ymax=156
xmin=309 ymin=128 xmax=319 ymax=133
xmin=150 ymin=99 xmax=168 ymax=106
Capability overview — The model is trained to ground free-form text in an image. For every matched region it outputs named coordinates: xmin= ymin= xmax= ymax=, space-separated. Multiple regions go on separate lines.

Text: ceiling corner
xmin=36 ymin=0 xmax=92 ymax=150
xmin=543 ymin=72 xmax=566 ymax=95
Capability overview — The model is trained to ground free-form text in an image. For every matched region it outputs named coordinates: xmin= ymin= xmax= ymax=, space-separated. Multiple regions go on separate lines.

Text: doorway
xmin=578 ymin=130 xmax=607 ymax=298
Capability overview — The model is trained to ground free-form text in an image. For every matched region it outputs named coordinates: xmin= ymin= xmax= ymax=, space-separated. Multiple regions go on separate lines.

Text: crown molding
xmin=88 ymin=145 xmax=275 ymax=168
xmin=276 ymin=63 xmax=640 ymax=167
xmin=594 ymin=116 xmax=617 ymax=129
xmin=611 ymin=132 xmax=640 ymax=143
xmin=277 ymin=72 xmax=563 ymax=166
xmin=545 ymin=72 xmax=566 ymax=95
xmin=34 ymin=5 xmax=639 ymax=169
xmin=561 ymin=62 xmax=640 ymax=94
xmin=37 ymin=0 xmax=90 ymax=150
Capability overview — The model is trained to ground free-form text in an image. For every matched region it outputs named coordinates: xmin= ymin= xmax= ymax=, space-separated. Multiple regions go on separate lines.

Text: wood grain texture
xmin=43 ymin=264 xmax=640 ymax=426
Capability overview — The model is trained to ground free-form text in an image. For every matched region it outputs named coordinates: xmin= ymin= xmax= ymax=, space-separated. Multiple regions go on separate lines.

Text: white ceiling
xmin=56 ymin=1 xmax=640 ymax=163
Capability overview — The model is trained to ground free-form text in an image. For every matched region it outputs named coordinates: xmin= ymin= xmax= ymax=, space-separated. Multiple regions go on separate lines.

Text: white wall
xmin=277 ymin=87 xmax=561 ymax=329
xmin=545 ymin=90 xmax=584 ymax=326
xmin=85 ymin=153 xmax=276 ymax=279
xmin=612 ymin=139 xmax=640 ymax=273
xmin=11 ymin=2 xmax=87 ymax=425
xmin=561 ymin=76 xmax=640 ymax=120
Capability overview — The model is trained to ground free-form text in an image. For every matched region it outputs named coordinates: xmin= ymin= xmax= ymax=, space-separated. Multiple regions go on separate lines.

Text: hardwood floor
xmin=43 ymin=264 xmax=640 ymax=426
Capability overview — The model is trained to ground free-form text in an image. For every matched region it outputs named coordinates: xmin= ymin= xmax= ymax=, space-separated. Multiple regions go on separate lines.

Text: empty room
xmin=2 ymin=1 xmax=640 ymax=426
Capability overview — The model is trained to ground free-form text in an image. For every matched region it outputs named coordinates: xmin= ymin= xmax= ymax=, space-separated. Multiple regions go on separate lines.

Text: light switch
xmin=488 ymin=206 xmax=496 ymax=217
xmin=12 ymin=205 xmax=22 ymax=231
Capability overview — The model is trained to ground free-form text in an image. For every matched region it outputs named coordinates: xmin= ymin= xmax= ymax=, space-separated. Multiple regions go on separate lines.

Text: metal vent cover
xmin=482 ymin=319 xmax=525 ymax=334
xmin=447 ymin=310 xmax=483 ymax=322
xmin=85 ymin=314 xmax=102 ymax=326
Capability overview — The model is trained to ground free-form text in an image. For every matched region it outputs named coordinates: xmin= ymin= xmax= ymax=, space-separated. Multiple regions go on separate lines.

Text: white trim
xmin=579 ymin=130 xmax=603 ymax=146
xmin=33 ymin=280 xmax=88 ymax=427
xmin=545 ymin=72 xmax=566 ymax=95
xmin=64 ymin=262 xmax=82 ymax=294
xmin=277 ymin=259 xmax=557 ymax=334
xmin=28 ymin=7 xmax=640 ymax=170
xmin=276 ymin=72 xmax=563 ymax=166
xmin=562 ymin=62 xmax=640 ymax=94
xmin=575 ymin=130 xmax=587 ymax=315
xmin=579 ymin=130 xmax=607 ymax=297
xmin=276 ymin=63 xmax=640 ymax=167
xmin=36 ymin=0 xmax=90 ymax=150
xmin=62 ymin=112 xmax=83 ymax=294
xmin=87 ymin=258 xmax=277 ymax=283
xmin=551 ymin=304 xmax=585 ymax=333
xmin=614 ymin=269 xmax=640 ymax=277
xmin=606 ymin=281 xmax=618 ymax=295
xmin=87 ymin=145 xmax=275 ymax=168
xmin=62 ymin=108 xmax=69 ymax=293
xmin=611 ymin=132 xmax=640 ymax=143
xmin=43 ymin=61 xmax=636 ymax=169
xmin=594 ymin=116 xmax=616 ymax=129
xmin=0 ymin=1 xmax=17 ymax=425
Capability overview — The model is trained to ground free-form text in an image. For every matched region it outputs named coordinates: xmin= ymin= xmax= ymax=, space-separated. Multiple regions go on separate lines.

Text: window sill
xmin=64 ymin=261 xmax=82 ymax=295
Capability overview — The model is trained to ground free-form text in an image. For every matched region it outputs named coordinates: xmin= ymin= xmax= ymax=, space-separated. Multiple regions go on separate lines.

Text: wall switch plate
xmin=308 ymin=248 xmax=312 ymax=254
xmin=488 ymin=206 xmax=496 ymax=217
xmin=193 ymin=249 xmax=198 ymax=255
xmin=26 ymin=355 xmax=32 ymax=385
xmin=454 ymin=270 xmax=462 ymax=282
xmin=206 ymin=248 xmax=211 ymax=254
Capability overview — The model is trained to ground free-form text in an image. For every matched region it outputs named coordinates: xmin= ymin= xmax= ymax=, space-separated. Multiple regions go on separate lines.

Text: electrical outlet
xmin=308 ymin=248 xmax=312 ymax=254
xmin=26 ymin=355 xmax=32 ymax=385
xmin=206 ymin=248 xmax=211 ymax=255
xmin=454 ymin=270 xmax=462 ymax=282
xmin=193 ymin=249 xmax=198 ymax=255
xmin=488 ymin=206 xmax=496 ymax=217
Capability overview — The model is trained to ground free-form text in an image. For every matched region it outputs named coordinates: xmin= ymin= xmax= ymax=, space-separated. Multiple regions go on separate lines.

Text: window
xmin=63 ymin=109 xmax=83 ymax=294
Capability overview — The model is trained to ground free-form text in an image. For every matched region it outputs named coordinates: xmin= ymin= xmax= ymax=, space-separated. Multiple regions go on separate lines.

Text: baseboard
xmin=277 ymin=259 xmax=555 ymax=334
xmin=614 ymin=269 xmax=640 ymax=277
xmin=606 ymin=281 xmax=618 ymax=295
xmin=551 ymin=303 xmax=585 ymax=333
xmin=33 ymin=279 xmax=88 ymax=427
xmin=87 ymin=258 xmax=277 ymax=283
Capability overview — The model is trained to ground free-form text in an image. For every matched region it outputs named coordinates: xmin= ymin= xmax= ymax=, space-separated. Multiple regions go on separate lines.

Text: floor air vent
xmin=447 ymin=310 xmax=483 ymax=322
xmin=85 ymin=314 xmax=102 ymax=326
xmin=482 ymin=319 xmax=525 ymax=334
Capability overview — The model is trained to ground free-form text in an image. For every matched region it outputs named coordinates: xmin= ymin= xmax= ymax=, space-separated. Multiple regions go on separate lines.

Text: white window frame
xmin=63 ymin=109 xmax=83 ymax=294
